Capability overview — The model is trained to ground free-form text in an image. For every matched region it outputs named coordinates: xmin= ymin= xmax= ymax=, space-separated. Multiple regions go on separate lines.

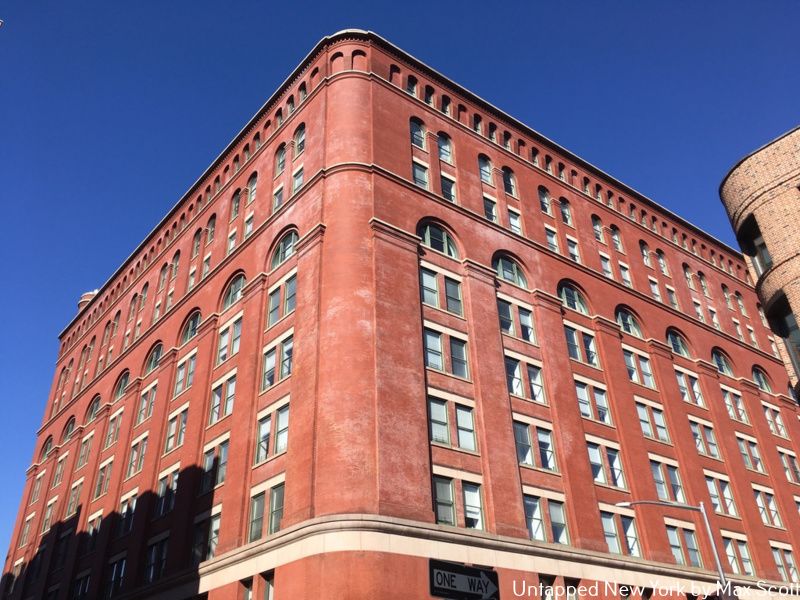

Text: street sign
xmin=429 ymin=559 xmax=499 ymax=600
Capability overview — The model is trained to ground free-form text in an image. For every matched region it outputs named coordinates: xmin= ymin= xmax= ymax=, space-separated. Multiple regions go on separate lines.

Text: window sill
xmin=253 ymin=449 xmax=288 ymax=468
xmin=206 ymin=412 xmax=233 ymax=430
xmin=501 ymin=332 xmax=539 ymax=348
xmin=519 ymin=463 xmax=560 ymax=477
xmin=425 ymin=367 xmax=472 ymax=384
xmin=422 ymin=302 xmax=466 ymax=322
xmin=430 ymin=441 xmax=480 ymax=457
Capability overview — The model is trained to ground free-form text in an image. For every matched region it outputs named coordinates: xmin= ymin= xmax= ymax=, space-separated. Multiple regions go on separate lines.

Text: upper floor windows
xmin=206 ymin=215 xmax=216 ymax=244
xmin=666 ymin=329 xmax=690 ymax=357
xmin=592 ymin=215 xmax=604 ymax=242
xmin=752 ymin=367 xmax=772 ymax=392
xmin=275 ymin=144 xmax=286 ymax=176
xmin=40 ymin=436 xmax=53 ymax=461
xmin=615 ymin=308 xmax=642 ymax=338
xmin=640 ymin=241 xmax=651 ymax=267
xmin=222 ymin=274 xmax=246 ymax=310
xmin=418 ymin=222 xmax=458 ymax=259
xmin=181 ymin=311 xmax=202 ymax=344
xmin=558 ymin=199 xmax=572 ymax=226
xmin=271 ymin=231 xmax=299 ymax=269
xmin=493 ymin=255 xmax=527 ymax=288
xmin=478 ymin=155 xmax=492 ymax=184
xmin=114 ymin=370 xmax=130 ymax=400
xmin=610 ymin=226 xmax=623 ymax=252
xmin=293 ymin=124 xmax=306 ymax=157
xmin=144 ymin=343 xmax=163 ymax=375
xmin=410 ymin=118 xmax=425 ymax=149
xmin=656 ymin=250 xmax=669 ymax=276
xmin=406 ymin=75 xmax=418 ymax=95
xmin=502 ymin=167 xmax=516 ymax=196
xmin=437 ymin=133 xmax=453 ymax=163
xmin=86 ymin=395 xmax=101 ymax=422
xmin=246 ymin=172 xmax=258 ymax=204
xmin=711 ymin=348 xmax=734 ymax=377
xmin=538 ymin=186 xmax=551 ymax=215
xmin=558 ymin=282 xmax=588 ymax=314
xmin=423 ymin=327 xmax=469 ymax=379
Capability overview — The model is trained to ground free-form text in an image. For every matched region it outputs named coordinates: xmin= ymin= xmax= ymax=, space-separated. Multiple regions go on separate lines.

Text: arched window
xmin=275 ymin=144 xmax=286 ymax=175
xmin=181 ymin=311 xmax=202 ymax=344
xmin=615 ymin=308 xmax=642 ymax=338
xmin=698 ymin=272 xmax=710 ymax=296
xmin=472 ymin=114 xmax=482 ymax=134
xmin=656 ymin=250 xmax=669 ymax=276
xmin=752 ymin=367 xmax=772 ymax=392
xmin=640 ymin=241 xmax=651 ymax=267
xmin=558 ymin=282 xmax=588 ymax=314
xmin=711 ymin=349 xmax=734 ymax=376
xmin=591 ymin=215 xmax=604 ymax=242
xmin=87 ymin=395 xmax=101 ymax=422
xmin=223 ymin=274 xmax=247 ymax=309
xmin=62 ymin=417 xmax=76 ymax=442
xmin=206 ymin=215 xmax=216 ymax=243
xmin=114 ymin=371 xmax=130 ymax=400
xmin=538 ymin=186 xmax=551 ymax=214
xmin=440 ymin=95 xmax=451 ymax=115
xmin=40 ymin=437 xmax=53 ymax=461
xmin=437 ymin=133 xmax=453 ymax=163
xmin=501 ymin=167 xmax=516 ymax=196
xmin=735 ymin=292 xmax=748 ymax=316
xmin=559 ymin=198 xmax=572 ymax=226
xmin=293 ymin=124 xmax=306 ymax=157
xmin=722 ymin=285 xmax=732 ymax=308
xmin=171 ymin=251 xmax=180 ymax=280
xmin=287 ymin=95 xmax=295 ymax=114
xmin=493 ymin=255 xmax=527 ymax=288
xmin=230 ymin=189 xmax=241 ymax=220
xmin=410 ymin=118 xmax=425 ymax=149
xmin=488 ymin=123 xmax=497 ymax=142
xmin=298 ymin=83 xmax=307 ymax=101
xmin=271 ymin=232 xmax=299 ymax=269
xmin=683 ymin=265 xmax=695 ymax=290
xmin=275 ymin=108 xmax=283 ymax=126
xmin=418 ymin=223 xmax=458 ymax=258
xmin=610 ymin=226 xmax=623 ymax=252
xmin=247 ymin=173 xmax=258 ymax=203
xmin=666 ymin=329 xmax=690 ymax=357
xmin=145 ymin=343 xmax=163 ymax=375
xmin=478 ymin=155 xmax=492 ymax=183
xmin=158 ymin=264 xmax=169 ymax=290
xmin=406 ymin=75 xmax=418 ymax=95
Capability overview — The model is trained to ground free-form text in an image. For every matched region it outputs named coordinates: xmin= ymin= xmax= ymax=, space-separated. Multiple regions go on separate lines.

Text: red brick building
xmin=3 ymin=30 xmax=800 ymax=600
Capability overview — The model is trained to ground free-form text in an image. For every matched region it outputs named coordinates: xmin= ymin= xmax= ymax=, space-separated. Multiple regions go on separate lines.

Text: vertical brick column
xmin=461 ymin=260 xmax=526 ymax=538
xmin=530 ymin=290 xmax=605 ymax=551
xmin=371 ymin=220 xmax=433 ymax=521
xmin=282 ymin=225 xmax=325 ymax=526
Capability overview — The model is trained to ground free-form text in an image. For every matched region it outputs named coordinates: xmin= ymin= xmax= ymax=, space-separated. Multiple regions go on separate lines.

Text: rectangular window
xmin=420 ymin=268 xmax=439 ymax=307
xmin=650 ymin=460 xmax=685 ymax=502
xmin=600 ymin=512 xmax=640 ymax=557
xmin=249 ymin=492 xmax=265 ymax=542
xmin=666 ymin=287 xmax=679 ymax=309
xmin=201 ymin=440 xmax=229 ymax=493
xmin=94 ymin=461 xmax=113 ymax=499
xmin=192 ymin=514 xmax=220 ymax=563
xmin=483 ymin=197 xmax=497 ymax=222
xmin=269 ymin=483 xmax=285 ymax=534
xmin=455 ymin=406 xmax=476 ymax=451
xmin=706 ymin=476 xmax=737 ymax=516
xmin=623 ymin=350 xmax=655 ymax=388
xmin=545 ymin=228 xmax=559 ymax=253
xmin=444 ymin=278 xmax=462 ymax=315
xmin=462 ymin=483 xmax=483 ymax=530
xmin=272 ymin=187 xmax=284 ymax=212
xmin=216 ymin=317 xmax=242 ymax=364
xmin=428 ymin=398 xmax=449 ymax=445
xmin=737 ymin=437 xmax=764 ymax=473
xmin=433 ymin=476 xmax=455 ymax=526
xmin=441 ymin=176 xmax=456 ymax=202
xmin=126 ymin=437 xmax=148 ymax=478
xmin=676 ymin=371 xmax=704 ymax=406
xmin=136 ymin=385 xmax=156 ymax=424
xmin=600 ymin=255 xmax=613 ymax=279
xmin=754 ymin=488 xmax=782 ymax=527
xmin=722 ymin=388 xmax=748 ymax=423
xmin=723 ymin=537 xmax=754 ymax=576
xmin=666 ymin=525 xmax=701 ymax=567
xmin=779 ymin=450 xmax=800 ymax=484
xmin=508 ymin=210 xmax=522 ymax=234
xmin=104 ymin=412 xmax=122 ymax=448
xmin=164 ymin=409 xmax=188 ymax=453
xmin=174 ymin=354 xmax=196 ymax=396
xmin=155 ymin=471 xmax=178 ymax=517
xmin=274 ymin=406 xmax=289 ymax=453
xmin=118 ymin=494 xmax=137 ymax=536
xmin=209 ymin=375 xmax=236 ymax=424
xmin=66 ymin=481 xmax=82 ymax=517
xmin=227 ymin=231 xmax=237 ymax=254
xmin=255 ymin=415 xmax=272 ymax=463
xmin=262 ymin=337 xmax=293 ymax=389
xmin=575 ymin=381 xmax=611 ymax=425
xmin=649 ymin=279 xmax=662 ymax=302
xmin=564 ymin=326 xmax=598 ymax=367
xmin=514 ymin=421 xmax=557 ymax=471
xmin=103 ymin=556 xmax=126 ymax=598
xmin=144 ymin=537 xmax=168 ymax=583
xmin=292 ymin=168 xmax=304 ymax=193
xmin=690 ymin=420 xmax=719 ymax=458
xmin=619 ymin=264 xmax=632 ymax=287
xmin=523 ymin=495 xmax=568 ymax=544
xmin=764 ymin=405 xmax=788 ymax=437
xmin=772 ymin=546 xmax=799 ymax=583
xmin=244 ymin=215 xmax=254 ymax=238
xmin=587 ymin=442 xmax=625 ymax=488
xmin=450 ymin=338 xmax=468 ymax=378
xmin=412 ymin=162 xmax=428 ymax=188
xmin=567 ymin=239 xmax=580 ymax=263
xmin=636 ymin=402 xmax=669 ymax=442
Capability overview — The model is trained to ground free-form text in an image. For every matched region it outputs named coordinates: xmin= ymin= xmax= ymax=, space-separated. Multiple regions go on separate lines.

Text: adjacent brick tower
xmin=720 ymin=127 xmax=800 ymax=390
xmin=4 ymin=30 xmax=800 ymax=600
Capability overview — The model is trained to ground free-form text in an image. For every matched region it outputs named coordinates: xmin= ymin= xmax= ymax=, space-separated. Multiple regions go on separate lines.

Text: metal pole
xmin=698 ymin=501 xmax=728 ymax=596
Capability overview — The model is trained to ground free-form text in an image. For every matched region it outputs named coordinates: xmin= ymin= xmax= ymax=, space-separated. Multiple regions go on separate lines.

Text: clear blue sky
xmin=0 ymin=0 xmax=798 ymax=556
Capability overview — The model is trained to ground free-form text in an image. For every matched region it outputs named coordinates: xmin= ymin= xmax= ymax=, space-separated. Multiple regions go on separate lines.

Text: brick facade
xmin=3 ymin=30 xmax=800 ymax=600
